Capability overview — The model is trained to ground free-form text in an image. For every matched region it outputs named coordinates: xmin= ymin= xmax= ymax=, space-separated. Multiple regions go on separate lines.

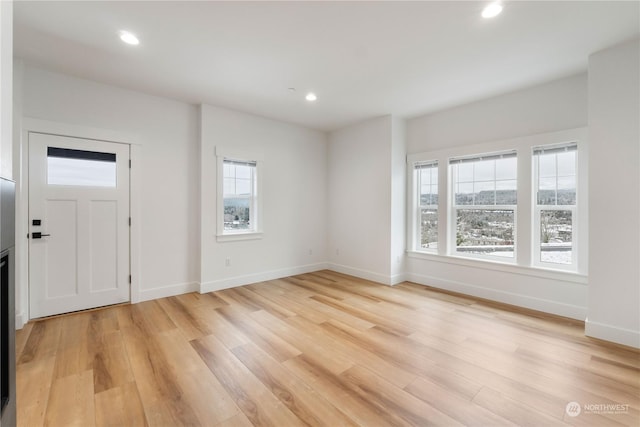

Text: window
xmin=415 ymin=161 xmax=438 ymax=251
xmin=223 ymin=159 xmax=256 ymax=231
xmin=222 ymin=158 xmax=257 ymax=232
xmin=47 ymin=147 xmax=116 ymax=187
xmin=216 ymin=149 xmax=262 ymax=241
xmin=450 ymin=152 xmax=517 ymax=259
xmin=407 ymin=128 xmax=586 ymax=276
xmin=533 ymin=143 xmax=577 ymax=268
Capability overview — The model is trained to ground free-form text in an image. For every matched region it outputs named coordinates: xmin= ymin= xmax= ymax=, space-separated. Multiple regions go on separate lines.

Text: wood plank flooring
xmin=16 ymin=270 xmax=640 ymax=426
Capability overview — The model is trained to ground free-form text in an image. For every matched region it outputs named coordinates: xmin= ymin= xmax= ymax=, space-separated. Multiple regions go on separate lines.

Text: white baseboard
xmin=405 ymin=272 xmax=587 ymax=320
xmin=326 ymin=263 xmax=394 ymax=286
xmin=138 ymin=281 xmax=200 ymax=302
xmin=390 ymin=272 xmax=408 ymax=285
xmin=200 ymin=263 xmax=329 ymax=293
xmin=585 ymin=318 xmax=640 ymax=349
xmin=15 ymin=312 xmax=25 ymax=330
xmin=15 ymin=282 xmax=200 ymax=326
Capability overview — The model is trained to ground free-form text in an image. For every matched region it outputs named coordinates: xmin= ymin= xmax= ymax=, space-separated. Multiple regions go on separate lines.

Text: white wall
xmin=328 ymin=115 xmax=395 ymax=283
xmin=404 ymin=73 xmax=590 ymax=320
xmin=390 ymin=117 xmax=406 ymax=279
xmin=199 ymin=104 xmax=327 ymax=291
xmin=407 ymin=73 xmax=588 ymax=152
xmin=19 ymin=65 xmax=200 ymax=315
xmin=586 ymin=39 xmax=640 ymax=348
xmin=13 ymin=42 xmax=638 ymax=348
xmin=0 ymin=0 xmax=12 ymax=179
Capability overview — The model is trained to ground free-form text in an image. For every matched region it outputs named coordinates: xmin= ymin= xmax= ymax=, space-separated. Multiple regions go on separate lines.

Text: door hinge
xmin=128 ymin=217 xmax=131 ymax=226
xmin=129 ymin=159 xmax=132 ymax=168
xmin=129 ymin=275 xmax=132 ymax=284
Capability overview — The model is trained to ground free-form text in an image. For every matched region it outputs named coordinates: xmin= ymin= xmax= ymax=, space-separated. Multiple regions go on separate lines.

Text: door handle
xmin=31 ymin=232 xmax=51 ymax=239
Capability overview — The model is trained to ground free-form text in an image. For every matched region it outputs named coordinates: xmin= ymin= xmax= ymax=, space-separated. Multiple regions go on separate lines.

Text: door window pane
xmin=47 ymin=147 xmax=116 ymax=187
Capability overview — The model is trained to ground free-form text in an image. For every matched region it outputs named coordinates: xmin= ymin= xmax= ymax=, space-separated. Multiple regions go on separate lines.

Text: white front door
xmin=29 ymin=132 xmax=130 ymax=318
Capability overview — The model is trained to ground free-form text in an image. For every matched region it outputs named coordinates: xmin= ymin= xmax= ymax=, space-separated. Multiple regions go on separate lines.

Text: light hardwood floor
xmin=16 ymin=270 xmax=640 ymax=426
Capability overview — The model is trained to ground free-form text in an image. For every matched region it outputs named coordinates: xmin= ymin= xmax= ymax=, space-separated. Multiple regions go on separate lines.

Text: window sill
xmin=406 ymin=250 xmax=587 ymax=284
xmin=217 ymin=231 xmax=263 ymax=242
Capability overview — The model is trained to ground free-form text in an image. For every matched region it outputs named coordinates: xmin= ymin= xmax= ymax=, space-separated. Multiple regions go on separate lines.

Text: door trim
xmin=18 ymin=118 xmax=142 ymax=327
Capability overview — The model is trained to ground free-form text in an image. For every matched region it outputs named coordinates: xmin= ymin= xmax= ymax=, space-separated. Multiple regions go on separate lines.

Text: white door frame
xmin=18 ymin=118 xmax=142 ymax=327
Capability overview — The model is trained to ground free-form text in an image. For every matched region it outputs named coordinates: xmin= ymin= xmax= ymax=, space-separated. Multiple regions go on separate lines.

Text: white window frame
xmin=216 ymin=147 xmax=263 ymax=242
xmin=406 ymin=127 xmax=588 ymax=279
xmin=532 ymin=143 xmax=578 ymax=271
xmin=450 ymin=152 xmax=518 ymax=263
xmin=414 ymin=161 xmax=439 ymax=253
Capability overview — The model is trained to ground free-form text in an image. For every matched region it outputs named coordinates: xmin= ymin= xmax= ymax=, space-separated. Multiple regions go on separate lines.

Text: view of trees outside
xmin=453 ymin=156 xmax=517 ymax=258
xmin=456 ymin=209 xmax=514 ymax=256
xmin=420 ymin=209 xmax=438 ymax=249
xmin=539 ymin=210 xmax=572 ymax=264
xmin=418 ymin=163 xmax=438 ymax=249
xmin=536 ymin=148 xmax=576 ymax=265
xmin=415 ymin=146 xmax=577 ymax=266
xmin=224 ymin=198 xmax=250 ymax=230
xmin=538 ymin=189 xmax=576 ymax=205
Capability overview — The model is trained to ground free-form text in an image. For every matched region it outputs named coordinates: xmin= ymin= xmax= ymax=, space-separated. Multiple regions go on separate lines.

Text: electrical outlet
xmin=336 ymin=248 xmax=340 ymax=256
xmin=308 ymin=249 xmax=313 ymax=255
xmin=225 ymin=257 xmax=231 ymax=267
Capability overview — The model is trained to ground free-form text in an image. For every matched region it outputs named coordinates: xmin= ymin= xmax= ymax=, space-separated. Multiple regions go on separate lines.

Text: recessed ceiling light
xmin=482 ymin=2 xmax=503 ymax=19
xmin=305 ymin=92 xmax=317 ymax=102
xmin=119 ymin=31 xmax=140 ymax=46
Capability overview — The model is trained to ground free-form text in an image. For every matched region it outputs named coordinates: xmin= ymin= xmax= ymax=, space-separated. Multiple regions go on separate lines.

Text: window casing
xmin=450 ymin=152 xmax=517 ymax=261
xmin=533 ymin=143 xmax=577 ymax=270
xmin=415 ymin=161 xmax=438 ymax=252
xmin=408 ymin=128 xmax=586 ymax=277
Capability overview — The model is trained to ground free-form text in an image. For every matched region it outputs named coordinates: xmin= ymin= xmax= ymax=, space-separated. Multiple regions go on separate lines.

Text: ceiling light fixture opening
xmin=482 ymin=2 xmax=503 ymax=19
xmin=119 ymin=31 xmax=140 ymax=45
xmin=305 ymin=92 xmax=317 ymax=102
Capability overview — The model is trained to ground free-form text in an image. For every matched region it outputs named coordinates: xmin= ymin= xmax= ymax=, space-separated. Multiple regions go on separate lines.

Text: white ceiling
xmin=13 ymin=1 xmax=640 ymax=132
